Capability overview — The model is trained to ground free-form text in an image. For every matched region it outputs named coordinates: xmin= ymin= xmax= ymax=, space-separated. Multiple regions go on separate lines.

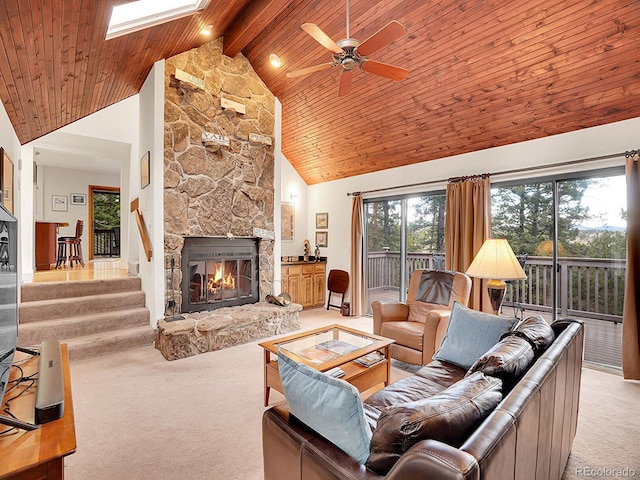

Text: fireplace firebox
xmin=181 ymin=237 xmax=259 ymax=313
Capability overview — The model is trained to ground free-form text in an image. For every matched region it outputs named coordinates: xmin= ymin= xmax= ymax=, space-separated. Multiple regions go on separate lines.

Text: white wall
xmin=280 ymin=153 xmax=309 ymax=257
xmin=137 ymin=60 xmax=165 ymax=326
xmin=0 ymin=100 xmax=22 ymax=284
xmin=0 ymin=101 xmax=21 ymax=174
xmin=305 ymin=117 xmax=640 ymax=279
xmin=36 ymin=165 xmax=119 ymax=259
xmin=20 ymin=99 xmax=138 ymax=281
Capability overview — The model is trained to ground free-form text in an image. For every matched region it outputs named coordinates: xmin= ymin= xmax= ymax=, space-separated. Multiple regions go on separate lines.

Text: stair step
xmin=19 ymin=275 xmax=153 ymax=360
xmin=17 ymin=307 xmax=150 ymax=347
xmin=19 ymin=290 xmax=146 ymax=323
xmin=21 ymin=277 xmax=142 ymax=302
xmin=66 ymin=326 xmax=156 ymax=361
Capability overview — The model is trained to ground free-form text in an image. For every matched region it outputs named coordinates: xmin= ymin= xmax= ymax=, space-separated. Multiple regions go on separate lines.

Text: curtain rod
xmin=347 ymin=150 xmax=637 ymax=197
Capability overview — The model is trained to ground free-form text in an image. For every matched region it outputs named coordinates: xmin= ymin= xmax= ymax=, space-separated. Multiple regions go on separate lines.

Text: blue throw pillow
xmin=277 ymin=350 xmax=372 ymax=464
xmin=433 ymin=301 xmax=517 ymax=369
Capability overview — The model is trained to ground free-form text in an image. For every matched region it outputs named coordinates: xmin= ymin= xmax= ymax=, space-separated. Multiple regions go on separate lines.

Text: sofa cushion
xmin=365 ymin=360 xmax=466 ymax=412
xmin=467 ymin=335 xmax=535 ymax=388
xmin=506 ymin=315 xmax=555 ymax=353
xmin=276 ymin=350 xmax=372 ymax=464
xmin=433 ymin=301 xmax=518 ymax=369
xmin=366 ymin=372 xmax=503 ymax=474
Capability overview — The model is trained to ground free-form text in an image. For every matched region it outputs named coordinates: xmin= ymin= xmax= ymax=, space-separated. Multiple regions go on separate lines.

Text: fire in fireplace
xmin=181 ymin=237 xmax=259 ymax=313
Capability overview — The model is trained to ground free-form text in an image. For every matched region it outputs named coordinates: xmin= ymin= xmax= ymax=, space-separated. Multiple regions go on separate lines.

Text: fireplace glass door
xmin=189 ymin=259 xmax=253 ymax=306
xmin=181 ymin=236 xmax=259 ymax=313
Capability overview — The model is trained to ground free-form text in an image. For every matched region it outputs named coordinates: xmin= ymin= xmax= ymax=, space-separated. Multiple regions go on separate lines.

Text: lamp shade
xmin=466 ymin=238 xmax=526 ymax=281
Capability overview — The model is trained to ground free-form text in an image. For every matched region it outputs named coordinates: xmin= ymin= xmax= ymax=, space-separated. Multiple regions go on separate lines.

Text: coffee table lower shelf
xmin=262 ymin=352 xmax=391 ymax=406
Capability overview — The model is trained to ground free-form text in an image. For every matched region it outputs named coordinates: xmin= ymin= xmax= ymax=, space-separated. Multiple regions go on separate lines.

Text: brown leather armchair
xmin=372 ymin=269 xmax=472 ymax=365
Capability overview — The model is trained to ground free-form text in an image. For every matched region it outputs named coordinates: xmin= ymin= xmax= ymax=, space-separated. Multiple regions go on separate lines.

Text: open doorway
xmin=89 ymin=185 xmax=121 ymax=260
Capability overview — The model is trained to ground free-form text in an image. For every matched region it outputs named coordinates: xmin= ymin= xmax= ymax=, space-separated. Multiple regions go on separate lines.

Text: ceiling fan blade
xmin=338 ymin=70 xmax=353 ymax=97
xmin=357 ymin=20 xmax=406 ymax=57
xmin=362 ymin=60 xmax=408 ymax=82
xmin=301 ymin=23 xmax=343 ymax=54
xmin=286 ymin=62 xmax=335 ymax=78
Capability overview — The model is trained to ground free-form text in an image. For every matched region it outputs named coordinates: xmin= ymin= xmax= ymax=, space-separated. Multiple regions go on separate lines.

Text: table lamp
xmin=465 ymin=238 xmax=527 ymax=315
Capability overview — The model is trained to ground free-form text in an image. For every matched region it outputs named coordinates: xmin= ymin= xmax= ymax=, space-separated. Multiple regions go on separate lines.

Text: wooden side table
xmin=0 ymin=344 xmax=76 ymax=480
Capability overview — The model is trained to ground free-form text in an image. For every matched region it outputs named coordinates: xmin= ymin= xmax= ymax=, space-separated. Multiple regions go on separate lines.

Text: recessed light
xmin=269 ymin=54 xmax=281 ymax=68
xmin=200 ymin=24 xmax=213 ymax=35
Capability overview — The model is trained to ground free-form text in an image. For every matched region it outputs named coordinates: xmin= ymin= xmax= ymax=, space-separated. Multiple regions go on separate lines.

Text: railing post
xmin=559 ymin=260 xmax=568 ymax=316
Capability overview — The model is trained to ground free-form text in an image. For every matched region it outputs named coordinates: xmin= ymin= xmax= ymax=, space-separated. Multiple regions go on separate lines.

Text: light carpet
xmin=64 ymin=309 xmax=640 ymax=480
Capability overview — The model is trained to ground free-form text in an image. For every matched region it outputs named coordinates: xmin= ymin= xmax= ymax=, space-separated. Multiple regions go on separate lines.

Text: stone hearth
xmin=155 ymin=303 xmax=301 ymax=360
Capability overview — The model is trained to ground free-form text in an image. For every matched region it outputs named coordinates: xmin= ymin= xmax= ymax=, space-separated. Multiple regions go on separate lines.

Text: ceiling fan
xmin=286 ymin=0 xmax=408 ymax=97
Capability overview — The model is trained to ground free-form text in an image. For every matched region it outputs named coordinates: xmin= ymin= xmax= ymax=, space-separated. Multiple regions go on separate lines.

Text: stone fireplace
xmin=157 ymin=38 xmax=301 ymax=361
xmin=181 ymin=236 xmax=259 ymax=313
xmin=163 ymin=38 xmax=276 ymax=314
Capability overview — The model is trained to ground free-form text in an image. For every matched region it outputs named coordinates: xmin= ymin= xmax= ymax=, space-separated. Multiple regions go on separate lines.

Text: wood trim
xmin=88 ymin=185 xmax=120 ymax=260
xmin=134 ymin=209 xmax=153 ymax=262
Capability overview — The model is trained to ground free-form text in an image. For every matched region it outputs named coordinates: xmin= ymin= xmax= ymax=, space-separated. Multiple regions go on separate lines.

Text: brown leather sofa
xmin=372 ymin=269 xmax=472 ymax=365
xmin=262 ymin=319 xmax=584 ymax=480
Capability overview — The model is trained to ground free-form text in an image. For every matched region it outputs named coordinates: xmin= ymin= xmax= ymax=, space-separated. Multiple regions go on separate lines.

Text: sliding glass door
xmin=364 ymin=193 xmax=446 ymax=314
xmin=556 ymin=174 xmax=626 ymax=367
xmin=492 ymin=168 xmax=626 ymax=369
xmin=365 ymin=199 xmax=402 ymax=312
xmin=406 ymin=194 xmax=446 ymax=279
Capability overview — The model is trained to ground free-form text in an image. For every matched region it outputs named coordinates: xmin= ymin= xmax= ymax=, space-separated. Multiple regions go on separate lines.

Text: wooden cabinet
xmin=283 ymin=265 xmax=301 ymax=304
xmin=314 ymin=270 xmax=325 ymax=306
xmin=281 ymin=262 xmax=326 ymax=308
xmin=0 ymin=344 xmax=76 ymax=479
xmin=35 ymin=222 xmax=59 ymax=270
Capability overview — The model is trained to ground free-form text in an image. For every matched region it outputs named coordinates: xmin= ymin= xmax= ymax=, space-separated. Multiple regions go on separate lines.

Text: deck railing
xmin=94 ymin=228 xmax=120 ymax=257
xmin=367 ymin=251 xmax=626 ymax=323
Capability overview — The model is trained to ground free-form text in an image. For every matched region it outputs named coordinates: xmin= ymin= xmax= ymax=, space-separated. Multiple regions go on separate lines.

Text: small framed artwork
xmin=70 ymin=193 xmax=86 ymax=205
xmin=141 ymin=151 xmax=150 ymax=189
xmin=281 ymin=202 xmax=295 ymax=241
xmin=315 ymin=231 xmax=328 ymax=248
xmin=52 ymin=195 xmax=68 ymax=212
xmin=316 ymin=212 xmax=328 ymax=229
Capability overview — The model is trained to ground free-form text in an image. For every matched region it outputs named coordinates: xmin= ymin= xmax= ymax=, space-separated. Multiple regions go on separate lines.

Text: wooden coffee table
xmin=259 ymin=324 xmax=394 ymax=406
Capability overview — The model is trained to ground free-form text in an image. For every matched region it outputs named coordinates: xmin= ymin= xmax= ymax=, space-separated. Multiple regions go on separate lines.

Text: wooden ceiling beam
xmin=222 ymin=0 xmax=295 ymax=57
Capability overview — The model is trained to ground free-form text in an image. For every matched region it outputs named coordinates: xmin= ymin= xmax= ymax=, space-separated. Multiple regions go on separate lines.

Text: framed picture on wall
xmin=316 ymin=212 xmax=328 ymax=229
xmin=315 ymin=231 xmax=328 ymax=248
xmin=141 ymin=151 xmax=150 ymax=189
xmin=281 ymin=202 xmax=295 ymax=241
xmin=52 ymin=195 xmax=68 ymax=212
xmin=71 ymin=193 xmax=86 ymax=205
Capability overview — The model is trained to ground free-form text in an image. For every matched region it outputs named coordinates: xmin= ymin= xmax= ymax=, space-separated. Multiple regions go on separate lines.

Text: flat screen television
xmin=0 ymin=203 xmax=17 ymax=412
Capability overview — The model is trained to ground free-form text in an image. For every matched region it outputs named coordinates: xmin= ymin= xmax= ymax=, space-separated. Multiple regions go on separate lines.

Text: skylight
xmin=107 ymin=0 xmax=210 ymax=39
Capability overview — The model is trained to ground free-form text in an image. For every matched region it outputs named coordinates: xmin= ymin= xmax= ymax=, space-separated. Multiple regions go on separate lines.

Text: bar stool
xmin=55 ymin=220 xmax=85 ymax=268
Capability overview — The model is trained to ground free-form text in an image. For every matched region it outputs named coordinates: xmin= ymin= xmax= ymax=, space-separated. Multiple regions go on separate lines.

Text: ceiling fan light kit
xmin=286 ymin=0 xmax=408 ymax=96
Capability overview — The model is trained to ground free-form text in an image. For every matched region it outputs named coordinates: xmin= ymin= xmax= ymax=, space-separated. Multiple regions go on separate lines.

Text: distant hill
xmin=577 ymin=225 xmax=626 ymax=233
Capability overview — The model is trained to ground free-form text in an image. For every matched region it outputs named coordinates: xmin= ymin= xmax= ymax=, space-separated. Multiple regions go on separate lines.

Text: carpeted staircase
xmin=18 ymin=277 xmax=154 ymax=360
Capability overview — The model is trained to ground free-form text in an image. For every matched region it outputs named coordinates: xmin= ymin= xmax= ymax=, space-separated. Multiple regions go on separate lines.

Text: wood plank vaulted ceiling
xmin=1 ymin=1 xmax=639 ymax=185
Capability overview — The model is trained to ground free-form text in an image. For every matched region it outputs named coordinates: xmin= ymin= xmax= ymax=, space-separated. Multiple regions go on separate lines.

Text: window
xmin=107 ymin=0 xmax=210 ymax=39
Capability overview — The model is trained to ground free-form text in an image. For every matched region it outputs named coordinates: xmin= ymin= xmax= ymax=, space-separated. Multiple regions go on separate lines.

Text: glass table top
xmin=277 ymin=326 xmax=378 ymax=366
